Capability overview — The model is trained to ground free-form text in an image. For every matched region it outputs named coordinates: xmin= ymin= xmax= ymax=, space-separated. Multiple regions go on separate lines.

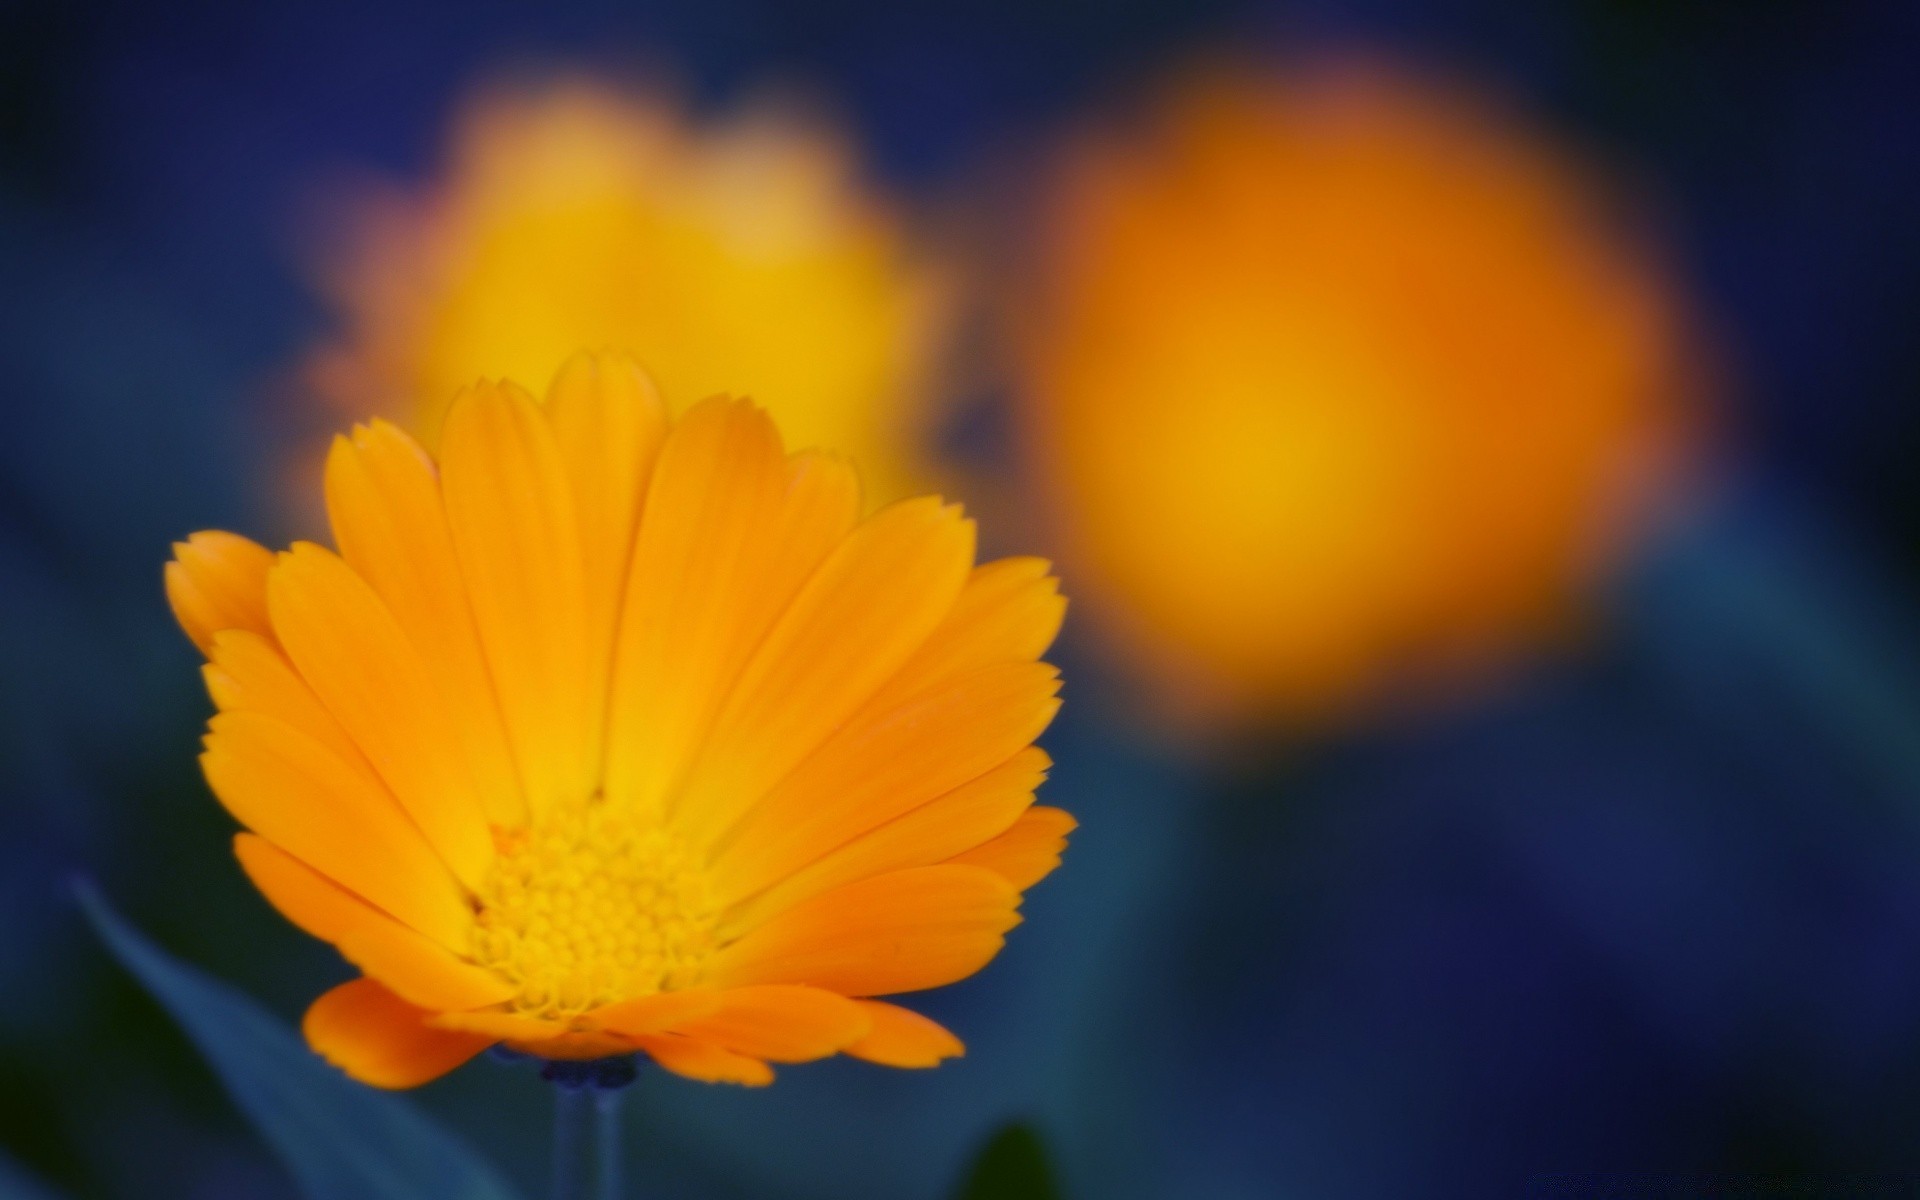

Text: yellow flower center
xmin=471 ymin=797 xmax=716 ymax=1019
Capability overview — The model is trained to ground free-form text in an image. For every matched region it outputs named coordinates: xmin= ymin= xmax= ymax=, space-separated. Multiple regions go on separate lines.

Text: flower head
xmin=167 ymin=351 xmax=1068 ymax=1087
xmin=1016 ymin=63 xmax=1697 ymax=725
xmin=305 ymin=80 xmax=946 ymax=502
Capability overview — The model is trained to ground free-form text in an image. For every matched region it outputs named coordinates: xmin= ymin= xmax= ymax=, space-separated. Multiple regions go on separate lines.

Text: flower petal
xmin=603 ymin=399 xmax=856 ymax=816
xmin=707 ymin=865 xmax=1019 ymax=996
xmin=842 ymin=1001 xmax=964 ymax=1068
xmin=665 ymin=985 xmax=870 ymax=1063
xmin=949 ymin=806 xmax=1077 ymax=891
xmin=863 ymin=557 xmax=1065 ymax=714
xmin=204 ymin=630 xmax=367 ymax=770
xmin=543 ymin=350 xmax=670 ymax=775
xmin=676 ymin=494 xmax=975 ymax=848
xmin=325 ymin=419 xmax=526 ymax=828
xmin=267 ymin=542 xmax=493 ymax=891
xmin=630 ymin=1033 xmax=774 ymax=1086
xmin=303 ymin=978 xmax=492 ymax=1089
xmin=505 ymin=1031 xmax=638 ymax=1060
xmin=714 ymin=662 xmax=1060 ymax=901
xmin=202 ymin=712 xmax=473 ymax=948
xmin=166 ymin=531 xmax=276 ymax=656
xmin=720 ymin=748 xmax=1049 ymax=936
xmin=428 ymin=1011 xmax=566 ymax=1041
xmin=235 ymin=834 xmax=510 ymax=1010
xmin=440 ymin=381 xmax=595 ymax=815
xmin=586 ymin=989 xmax=724 ymax=1038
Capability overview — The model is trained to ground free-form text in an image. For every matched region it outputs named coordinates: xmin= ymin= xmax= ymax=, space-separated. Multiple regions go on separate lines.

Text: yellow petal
xmin=631 ymin=1033 xmax=774 ymax=1086
xmin=706 ymin=865 xmax=1019 ymax=996
xmin=166 ymin=531 xmax=275 ymax=656
xmin=604 ymin=399 xmax=857 ymax=815
xmin=203 ymin=630 xmax=367 ymax=770
xmin=720 ymin=748 xmax=1049 ymax=936
xmin=842 ymin=1001 xmax=964 ymax=1068
xmin=586 ymin=989 xmax=725 ymax=1037
xmin=324 ymin=419 xmax=525 ymax=827
xmin=440 ymin=382 xmax=596 ymax=814
xmin=666 ymin=985 xmax=870 ymax=1062
xmin=676 ymin=494 xmax=975 ymax=847
xmin=235 ymin=834 xmax=510 ymax=1010
xmin=863 ymin=556 xmax=1065 ymax=714
xmin=950 ymin=806 xmax=1078 ymax=891
xmin=266 ymin=542 xmax=492 ymax=890
xmin=544 ymin=350 xmax=670 ymax=776
xmin=202 ymin=712 xmax=473 ymax=948
xmin=304 ymin=978 xmax=492 ymax=1089
xmin=714 ymin=662 xmax=1061 ymax=901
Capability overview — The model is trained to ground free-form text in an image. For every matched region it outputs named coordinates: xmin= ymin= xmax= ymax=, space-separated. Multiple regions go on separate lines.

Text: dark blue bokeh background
xmin=4 ymin=1 xmax=1920 ymax=1197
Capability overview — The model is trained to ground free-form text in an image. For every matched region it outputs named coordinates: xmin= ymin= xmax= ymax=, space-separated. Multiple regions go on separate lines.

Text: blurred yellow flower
xmin=1016 ymin=63 xmax=1698 ymax=725
xmin=168 ymin=351 xmax=1069 ymax=1088
xmin=305 ymin=80 xmax=946 ymax=502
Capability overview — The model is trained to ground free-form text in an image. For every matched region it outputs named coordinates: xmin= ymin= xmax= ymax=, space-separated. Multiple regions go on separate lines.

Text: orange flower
xmin=304 ymin=80 xmax=946 ymax=502
xmin=167 ymin=351 xmax=1069 ymax=1087
xmin=1016 ymin=63 xmax=1698 ymax=725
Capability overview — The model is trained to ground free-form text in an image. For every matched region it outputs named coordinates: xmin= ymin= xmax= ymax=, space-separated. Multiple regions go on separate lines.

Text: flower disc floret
xmin=473 ymin=798 xmax=716 ymax=1019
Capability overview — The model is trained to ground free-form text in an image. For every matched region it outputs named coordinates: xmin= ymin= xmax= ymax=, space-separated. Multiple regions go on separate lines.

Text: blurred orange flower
xmin=168 ymin=352 xmax=1069 ymax=1088
xmin=1016 ymin=62 xmax=1700 ymax=726
xmin=305 ymin=80 xmax=946 ymax=502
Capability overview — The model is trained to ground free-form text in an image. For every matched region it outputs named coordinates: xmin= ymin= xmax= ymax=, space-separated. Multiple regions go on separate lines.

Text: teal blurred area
xmin=4 ymin=2 xmax=1920 ymax=1198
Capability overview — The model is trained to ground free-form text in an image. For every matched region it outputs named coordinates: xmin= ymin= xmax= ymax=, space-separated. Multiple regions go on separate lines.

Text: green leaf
xmin=954 ymin=1122 xmax=1062 ymax=1200
xmin=76 ymin=881 xmax=523 ymax=1200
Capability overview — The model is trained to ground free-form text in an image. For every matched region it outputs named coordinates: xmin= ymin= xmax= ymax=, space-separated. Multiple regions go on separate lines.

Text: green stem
xmin=595 ymin=1087 xmax=626 ymax=1199
xmin=545 ymin=1056 xmax=639 ymax=1200
xmin=550 ymin=1084 xmax=592 ymax=1200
